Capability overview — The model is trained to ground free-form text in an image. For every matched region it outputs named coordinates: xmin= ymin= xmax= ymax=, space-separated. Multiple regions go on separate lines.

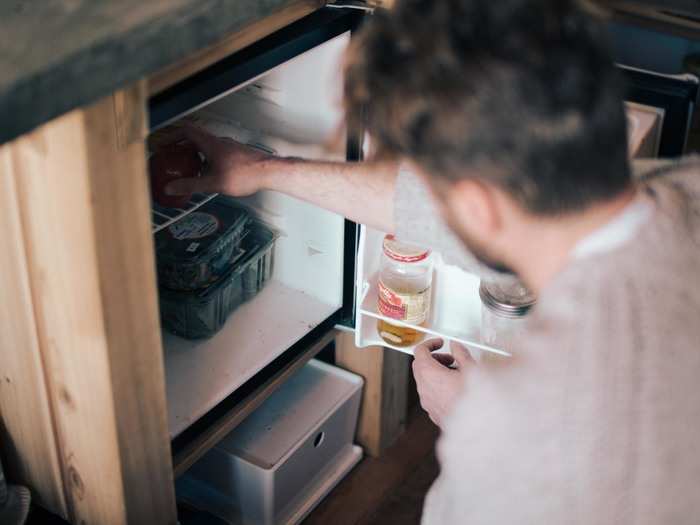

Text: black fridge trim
xmin=149 ymin=7 xmax=364 ymax=130
xmin=339 ymin=105 xmax=365 ymax=329
xmin=619 ymin=66 xmax=699 ymax=157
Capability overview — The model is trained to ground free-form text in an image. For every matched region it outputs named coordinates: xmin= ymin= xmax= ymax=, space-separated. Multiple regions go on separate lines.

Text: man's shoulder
xmin=635 ymin=154 xmax=700 ymax=187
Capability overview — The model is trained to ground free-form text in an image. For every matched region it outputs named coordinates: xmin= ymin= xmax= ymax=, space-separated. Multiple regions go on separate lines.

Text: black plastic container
xmin=159 ymin=221 xmax=276 ymax=339
xmin=155 ymin=198 xmax=250 ymax=291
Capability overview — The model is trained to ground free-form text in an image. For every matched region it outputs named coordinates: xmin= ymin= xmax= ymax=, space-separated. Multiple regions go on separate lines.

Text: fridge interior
xmin=159 ymin=32 xmax=351 ymax=439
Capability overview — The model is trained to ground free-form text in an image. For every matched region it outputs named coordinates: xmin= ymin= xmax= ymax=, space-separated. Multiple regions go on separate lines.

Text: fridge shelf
xmin=356 ymin=278 xmax=509 ymax=357
xmin=151 ymin=193 xmax=219 ymax=234
xmin=163 ymin=279 xmax=341 ymax=439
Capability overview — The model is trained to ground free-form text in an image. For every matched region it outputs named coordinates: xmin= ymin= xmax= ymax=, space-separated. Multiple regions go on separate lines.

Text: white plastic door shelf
xmin=354 ymin=225 xmax=510 ymax=357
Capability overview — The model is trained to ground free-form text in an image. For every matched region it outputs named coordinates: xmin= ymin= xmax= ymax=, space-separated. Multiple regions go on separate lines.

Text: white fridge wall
xmin=189 ymin=32 xmax=351 ymax=308
xmin=203 ymin=33 xmax=349 ymax=146
xmin=189 ymin=111 xmax=346 ymax=309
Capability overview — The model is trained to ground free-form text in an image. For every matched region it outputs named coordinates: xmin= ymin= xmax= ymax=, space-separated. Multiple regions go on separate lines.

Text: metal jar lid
xmin=479 ymin=279 xmax=536 ymax=318
xmin=383 ymin=235 xmax=431 ymax=263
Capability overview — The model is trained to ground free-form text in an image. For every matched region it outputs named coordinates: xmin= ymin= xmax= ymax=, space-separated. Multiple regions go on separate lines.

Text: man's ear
xmin=446 ymin=179 xmax=502 ymax=235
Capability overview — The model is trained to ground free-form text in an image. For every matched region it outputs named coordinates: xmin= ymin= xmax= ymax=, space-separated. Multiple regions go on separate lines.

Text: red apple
xmin=149 ymin=142 xmax=202 ymax=208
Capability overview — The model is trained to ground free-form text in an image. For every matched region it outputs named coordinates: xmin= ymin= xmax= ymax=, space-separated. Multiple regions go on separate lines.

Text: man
xmin=167 ymin=0 xmax=700 ymax=522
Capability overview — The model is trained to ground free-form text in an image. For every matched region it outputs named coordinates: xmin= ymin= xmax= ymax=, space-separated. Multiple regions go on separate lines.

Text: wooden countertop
xmin=0 ymin=0 xmax=322 ymax=145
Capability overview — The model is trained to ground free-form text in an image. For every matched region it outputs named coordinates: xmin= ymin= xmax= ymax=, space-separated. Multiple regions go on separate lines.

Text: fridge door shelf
xmin=353 ymin=224 xmax=509 ymax=357
xmin=355 ymin=276 xmax=509 ymax=357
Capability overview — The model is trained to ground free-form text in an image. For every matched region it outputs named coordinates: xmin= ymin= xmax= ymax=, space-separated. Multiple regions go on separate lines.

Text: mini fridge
xmin=147 ymin=5 xmax=698 ymax=471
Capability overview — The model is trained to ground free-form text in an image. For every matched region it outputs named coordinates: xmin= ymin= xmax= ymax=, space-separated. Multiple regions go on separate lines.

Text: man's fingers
xmin=413 ymin=339 xmax=447 ymax=374
xmin=432 ymin=353 xmax=455 ymax=367
xmin=165 ymin=175 xmax=223 ymax=196
xmin=413 ymin=338 xmax=445 ymax=360
xmin=450 ymin=342 xmax=475 ymax=368
xmin=181 ymin=125 xmax=219 ymax=158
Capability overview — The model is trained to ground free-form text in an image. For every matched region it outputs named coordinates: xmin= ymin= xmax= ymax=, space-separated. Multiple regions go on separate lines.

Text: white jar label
xmin=169 ymin=212 xmax=219 ymax=240
xmin=377 ymin=280 xmax=431 ymax=325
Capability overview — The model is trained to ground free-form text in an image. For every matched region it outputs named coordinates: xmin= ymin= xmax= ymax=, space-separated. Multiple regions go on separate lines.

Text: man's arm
xmin=261 ymin=157 xmax=397 ymax=233
xmin=166 ymin=126 xmax=497 ymax=276
xmin=165 ymin=126 xmax=397 ymax=232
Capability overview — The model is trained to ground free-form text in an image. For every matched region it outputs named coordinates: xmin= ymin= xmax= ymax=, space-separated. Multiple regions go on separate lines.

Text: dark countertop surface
xmin=1 ymin=0 xmax=698 ymax=146
xmin=0 ymin=0 xmax=318 ymax=145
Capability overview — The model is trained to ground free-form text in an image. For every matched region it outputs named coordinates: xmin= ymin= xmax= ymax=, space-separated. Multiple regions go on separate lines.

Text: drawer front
xmin=273 ymin=390 xmax=362 ymax=520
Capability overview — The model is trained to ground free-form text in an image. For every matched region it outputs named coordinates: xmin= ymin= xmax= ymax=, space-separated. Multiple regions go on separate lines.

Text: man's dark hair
xmin=344 ymin=0 xmax=631 ymax=215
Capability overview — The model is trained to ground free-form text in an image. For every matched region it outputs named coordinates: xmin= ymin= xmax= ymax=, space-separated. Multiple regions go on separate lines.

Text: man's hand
xmin=152 ymin=124 xmax=398 ymax=233
xmin=164 ymin=126 xmax=275 ymax=198
xmin=412 ymin=339 xmax=473 ymax=428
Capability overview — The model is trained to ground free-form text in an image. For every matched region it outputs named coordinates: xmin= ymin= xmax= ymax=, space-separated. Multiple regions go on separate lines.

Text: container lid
xmin=479 ymin=279 xmax=536 ymax=318
xmin=155 ymin=198 xmax=249 ymax=265
xmin=158 ymin=221 xmax=275 ymax=301
xmin=216 ymin=360 xmax=363 ymax=469
xmin=382 ymin=235 xmax=430 ymax=263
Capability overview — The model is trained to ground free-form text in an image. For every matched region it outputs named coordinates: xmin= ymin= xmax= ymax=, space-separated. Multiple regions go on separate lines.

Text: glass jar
xmin=376 ymin=235 xmax=434 ymax=347
xmin=479 ymin=279 xmax=536 ymax=354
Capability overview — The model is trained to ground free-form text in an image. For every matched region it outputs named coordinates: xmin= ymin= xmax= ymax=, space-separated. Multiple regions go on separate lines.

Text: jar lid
xmin=383 ymin=235 xmax=431 ymax=263
xmin=479 ymin=279 xmax=536 ymax=318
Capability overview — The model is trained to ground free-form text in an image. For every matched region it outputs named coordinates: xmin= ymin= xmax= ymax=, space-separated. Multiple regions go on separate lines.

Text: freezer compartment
xmin=354 ymin=225 xmax=509 ymax=358
xmin=158 ymin=30 xmax=353 ymax=441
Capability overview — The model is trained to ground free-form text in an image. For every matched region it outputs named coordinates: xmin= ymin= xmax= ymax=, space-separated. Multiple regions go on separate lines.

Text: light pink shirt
xmin=394 ymin=157 xmax=700 ymax=524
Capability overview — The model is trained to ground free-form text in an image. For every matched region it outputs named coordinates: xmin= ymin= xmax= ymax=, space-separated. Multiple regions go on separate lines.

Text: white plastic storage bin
xmin=178 ymin=359 xmax=363 ymax=525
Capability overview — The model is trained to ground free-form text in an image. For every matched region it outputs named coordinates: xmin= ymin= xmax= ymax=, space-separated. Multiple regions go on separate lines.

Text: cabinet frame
xmin=150 ymin=6 xmax=369 ymax=472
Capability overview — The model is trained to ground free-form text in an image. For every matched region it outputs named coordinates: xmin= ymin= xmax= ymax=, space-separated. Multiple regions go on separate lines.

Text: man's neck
xmin=510 ymin=188 xmax=638 ymax=294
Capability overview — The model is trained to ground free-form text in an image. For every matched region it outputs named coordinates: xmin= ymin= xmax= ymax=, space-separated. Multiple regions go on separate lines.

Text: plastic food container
xmin=159 ymin=221 xmax=276 ymax=339
xmin=479 ymin=279 xmax=536 ymax=354
xmin=155 ymin=198 xmax=250 ymax=291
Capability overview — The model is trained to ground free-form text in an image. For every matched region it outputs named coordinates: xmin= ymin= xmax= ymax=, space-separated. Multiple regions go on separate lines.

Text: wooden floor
xmin=304 ymin=409 xmax=440 ymax=525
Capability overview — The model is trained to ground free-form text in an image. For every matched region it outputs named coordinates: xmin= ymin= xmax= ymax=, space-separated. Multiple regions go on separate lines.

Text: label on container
xmin=169 ymin=212 xmax=219 ymax=240
xmin=377 ymin=280 xmax=431 ymax=324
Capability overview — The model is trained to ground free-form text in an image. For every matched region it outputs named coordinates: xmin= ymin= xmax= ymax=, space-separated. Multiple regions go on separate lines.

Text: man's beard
xmin=424 ymin=173 xmax=516 ymax=275
xmin=447 ymin=217 xmax=516 ymax=276
xmin=463 ymin=236 xmax=515 ymax=275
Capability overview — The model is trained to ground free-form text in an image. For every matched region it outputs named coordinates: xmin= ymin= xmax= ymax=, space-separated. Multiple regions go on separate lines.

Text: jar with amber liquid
xmin=377 ymin=235 xmax=434 ymax=347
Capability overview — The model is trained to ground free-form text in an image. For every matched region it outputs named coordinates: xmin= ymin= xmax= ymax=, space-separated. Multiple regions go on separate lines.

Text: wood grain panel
xmin=149 ymin=0 xmax=324 ymax=95
xmin=0 ymin=145 xmax=67 ymax=517
xmin=83 ymin=81 xmax=177 ymax=525
xmin=8 ymin=84 xmax=176 ymax=524
xmin=335 ymin=332 xmax=411 ymax=457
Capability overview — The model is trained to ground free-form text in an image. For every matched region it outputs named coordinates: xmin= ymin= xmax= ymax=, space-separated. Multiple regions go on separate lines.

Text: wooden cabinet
xmin=0 ymin=5 xmax=408 ymax=523
xmin=1 ymin=83 xmax=176 ymax=524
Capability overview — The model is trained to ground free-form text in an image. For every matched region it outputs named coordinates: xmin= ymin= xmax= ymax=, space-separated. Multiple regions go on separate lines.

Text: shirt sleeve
xmin=393 ymin=163 xmax=506 ymax=279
